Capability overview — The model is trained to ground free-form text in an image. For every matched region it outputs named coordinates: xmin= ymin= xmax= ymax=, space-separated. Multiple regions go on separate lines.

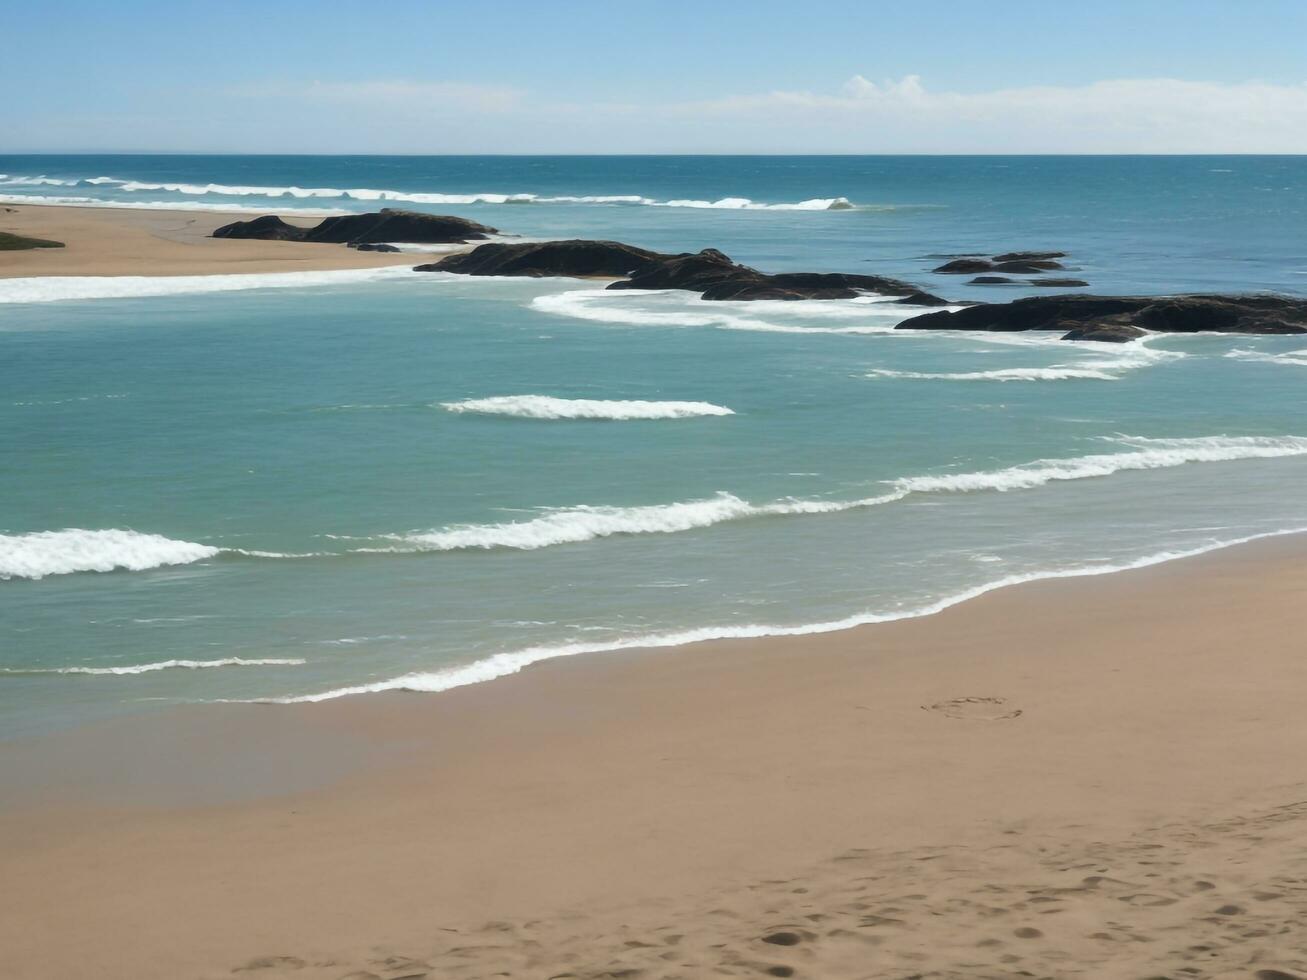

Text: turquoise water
xmin=2 ymin=155 xmax=1306 ymax=737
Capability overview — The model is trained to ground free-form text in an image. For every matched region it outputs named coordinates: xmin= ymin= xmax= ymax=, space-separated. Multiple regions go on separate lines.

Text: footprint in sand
xmin=923 ymin=696 xmax=1023 ymax=721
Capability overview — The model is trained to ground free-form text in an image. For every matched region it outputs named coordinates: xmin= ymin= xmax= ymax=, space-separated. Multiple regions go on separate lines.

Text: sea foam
xmin=440 ymin=395 xmax=735 ymax=420
xmin=0 ymin=266 xmax=418 ymax=304
xmin=867 ymin=341 xmax=1179 ymax=382
xmin=531 ymin=288 xmax=946 ymax=334
xmin=0 ymin=529 xmax=220 ymax=580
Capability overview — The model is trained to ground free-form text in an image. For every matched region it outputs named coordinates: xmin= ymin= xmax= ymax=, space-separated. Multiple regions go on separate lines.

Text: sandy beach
xmin=0 ymin=204 xmax=421 ymax=277
xmin=2 ymin=534 xmax=1306 ymax=980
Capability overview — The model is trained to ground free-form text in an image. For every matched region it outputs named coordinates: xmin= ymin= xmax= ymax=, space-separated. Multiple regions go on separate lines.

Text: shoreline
xmin=0 ymin=203 xmax=426 ymax=278
xmin=3 ymin=532 xmax=1307 ymax=978
xmin=264 ymin=522 xmax=1307 ymax=705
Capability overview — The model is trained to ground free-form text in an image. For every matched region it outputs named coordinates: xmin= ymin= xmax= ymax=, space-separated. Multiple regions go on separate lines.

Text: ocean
xmin=2 ymin=154 xmax=1306 ymax=738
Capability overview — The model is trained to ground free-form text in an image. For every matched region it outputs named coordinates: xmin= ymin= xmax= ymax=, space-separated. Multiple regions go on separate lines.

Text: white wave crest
xmin=2 ymin=658 xmax=306 ymax=676
xmin=0 ymin=266 xmax=418 ymax=304
xmin=268 ymin=525 xmax=1307 ymax=703
xmin=0 ymin=529 xmax=220 ymax=580
xmin=531 ymin=289 xmax=944 ymax=334
xmin=0 ymin=175 xmax=857 ymax=211
xmin=896 ymin=435 xmax=1307 ymax=494
xmin=360 ymin=435 xmax=1307 ymax=554
xmin=368 ymin=490 xmax=908 ymax=553
xmin=441 ymin=395 xmax=735 ymax=420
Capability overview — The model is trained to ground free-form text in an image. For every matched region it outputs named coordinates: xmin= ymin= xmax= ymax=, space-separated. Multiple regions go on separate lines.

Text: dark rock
xmin=934 ymin=258 xmax=995 ymax=274
xmin=304 ymin=209 xmax=495 ymax=244
xmin=969 ymin=276 xmax=1017 ymax=285
xmin=0 ymin=231 xmax=65 ymax=250
xmin=213 ymin=209 xmax=495 ymax=245
xmin=353 ymin=243 xmax=401 ymax=253
xmin=895 ymin=290 xmax=951 ymax=306
xmin=1031 ymin=278 xmax=1090 ymax=287
xmin=1061 ymin=323 xmax=1147 ymax=343
xmin=992 ymin=259 xmax=1065 ymax=273
xmin=422 ymin=239 xmax=941 ymax=304
xmin=612 ymin=248 xmax=756 ymax=292
xmin=899 ymin=294 xmax=1307 ymax=340
xmin=211 ymin=215 xmax=305 ymax=241
xmin=992 ymin=250 xmax=1066 ymax=262
xmin=419 ymin=239 xmax=663 ymax=277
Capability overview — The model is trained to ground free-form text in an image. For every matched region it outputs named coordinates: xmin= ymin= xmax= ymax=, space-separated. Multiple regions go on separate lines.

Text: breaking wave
xmin=0 ymin=529 xmax=221 ymax=580
xmin=440 ymin=395 xmax=735 ymax=420
xmin=10 ymin=438 xmax=1303 ymax=578
xmin=366 ymin=435 xmax=1307 ymax=553
xmin=0 ymin=529 xmax=318 ymax=580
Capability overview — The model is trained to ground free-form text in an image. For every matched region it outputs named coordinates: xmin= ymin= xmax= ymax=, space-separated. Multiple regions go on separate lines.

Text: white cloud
xmin=668 ymin=75 xmax=1307 ymax=152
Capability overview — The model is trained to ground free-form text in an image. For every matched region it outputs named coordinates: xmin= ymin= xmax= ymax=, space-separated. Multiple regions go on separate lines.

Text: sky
xmin=6 ymin=0 xmax=1307 ymax=154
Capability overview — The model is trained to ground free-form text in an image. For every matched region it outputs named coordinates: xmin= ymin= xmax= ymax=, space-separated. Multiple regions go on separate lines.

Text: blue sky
xmin=6 ymin=0 xmax=1307 ymax=153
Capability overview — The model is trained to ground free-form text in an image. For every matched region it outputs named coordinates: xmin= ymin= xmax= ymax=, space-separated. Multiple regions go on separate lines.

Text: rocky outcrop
xmin=1031 ymin=278 xmax=1089 ymax=288
xmin=969 ymin=276 xmax=1017 ymax=285
xmin=899 ymin=294 xmax=1307 ymax=341
xmin=208 ymin=215 xmax=304 ymax=241
xmin=417 ymin=240 xmax=663 ymax=277
xmin=419 ymin=240 xmax=946 ymax=305
xmin=212 ymin=209 xmax=496 ymax=245
xmin=350 ymin=243 xmax=401 ymax=253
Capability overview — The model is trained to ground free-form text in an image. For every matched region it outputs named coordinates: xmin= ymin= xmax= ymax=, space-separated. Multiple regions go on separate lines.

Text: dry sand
xmin=0 ymin=204 xmax=421 ymax=277
xmin=2 ymin=536 xmax=1307 ymax=980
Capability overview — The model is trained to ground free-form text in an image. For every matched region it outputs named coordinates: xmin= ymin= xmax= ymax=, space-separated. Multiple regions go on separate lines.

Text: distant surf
xmin=1 ymin=658 xmax=305 ymax=676
xmin=0 ymin=174 xmax=855 ymax=212
xmin=440 ymin=395 xmax=735 ymax=420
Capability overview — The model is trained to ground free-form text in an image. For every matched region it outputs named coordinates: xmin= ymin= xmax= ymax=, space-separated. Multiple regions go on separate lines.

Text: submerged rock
xmin=1060 ymin=323 xmax=1148 ymax=343
xmin=934 ymin=252 xmax=1068 ymax=274
xmin=1031 ymin=278 xmax=1090 ymax=287
xmin=969 ymin=276 xmax=1017 ymax=285
xmin=992 ymin=250 xmax=1067 ymax=262
xmin=934 ymin=258 xmax=994 ymax=274
xmin=213 ymin=209 xmax=496 ymax=245
xmin=899 ymin=294 xmax=1307 ymax=340
xmin=420 ymin=240 xmax=945 ymax=304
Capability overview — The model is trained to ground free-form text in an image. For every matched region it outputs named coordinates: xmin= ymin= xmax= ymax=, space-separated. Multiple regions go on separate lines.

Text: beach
xmin=3 ymin=533 xmax=1306 ymax=980
xmin=0 ymin=204 xmax=420 ymax=277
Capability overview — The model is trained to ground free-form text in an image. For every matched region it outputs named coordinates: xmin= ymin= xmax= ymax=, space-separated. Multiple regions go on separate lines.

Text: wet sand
xmin=2 ymin=535 xmax=1307 ymax=979
xmin=0 ymin=204 xmax=421 ymax=277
